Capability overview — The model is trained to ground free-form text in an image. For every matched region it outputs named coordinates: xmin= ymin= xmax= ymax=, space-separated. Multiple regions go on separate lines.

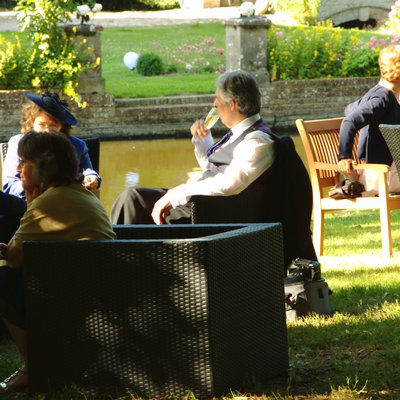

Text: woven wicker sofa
xmin=23 ymin=223 xmax=288 ymax=398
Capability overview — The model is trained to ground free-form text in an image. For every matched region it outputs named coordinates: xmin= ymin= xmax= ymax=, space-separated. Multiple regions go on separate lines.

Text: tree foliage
xmin=0 ymin=0 xmax=96 ymax=105
xmin=276 ymin=0 xmax=322 ymax=26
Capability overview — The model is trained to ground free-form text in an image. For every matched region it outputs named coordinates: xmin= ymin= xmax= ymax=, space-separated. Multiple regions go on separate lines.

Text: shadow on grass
xmin=279 ymin=263 xmax=400 ymax=400
xmin=284 ymin=311 xmax=400 ymax=400
xmin=238 ymin=263 xmax=399 ymax=400
xmin=1 ymin=257 xmax=399 ymax=399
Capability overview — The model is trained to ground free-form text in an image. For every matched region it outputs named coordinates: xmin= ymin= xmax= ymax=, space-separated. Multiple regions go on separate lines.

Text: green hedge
xmin=276 ymin=0 xmax=321 ymax=25
xmin=134 ymin=0 xmax=179 ymax=9
xmin=0 ymin=0 xmax=180 ymax=11
xmin=0 ymin=0 xmax=16 ymax=8
xmin=137 ymin=52 xmax=164 ymax=75
xmin=267 ymin=24 xmax=390 ymax=80
xmin=80 ymin=0 xmax=179 ymax=11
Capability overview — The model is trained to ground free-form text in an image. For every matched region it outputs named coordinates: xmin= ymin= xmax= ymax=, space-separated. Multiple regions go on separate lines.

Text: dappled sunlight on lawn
xmin=321 ymin=253 xmax=400 ymax=269
xmin=321 ymin=262 xmax=400 ymax=309
xmin=287 ymin=266 xmax=400 ymax=399
xmin=318 ymin=209 xmax=400 ymax=257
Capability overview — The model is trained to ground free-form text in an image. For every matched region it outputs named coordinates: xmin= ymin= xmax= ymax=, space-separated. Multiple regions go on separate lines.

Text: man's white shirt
xmin=166 ymin=113 xmax=275 ymax=207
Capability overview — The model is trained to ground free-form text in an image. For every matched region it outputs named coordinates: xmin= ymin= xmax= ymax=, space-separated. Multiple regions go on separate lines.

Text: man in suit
xmin=111 ymin=69 xmax=316 ymax=267
xmin=111 ymin=70 xmax=275 ymax=224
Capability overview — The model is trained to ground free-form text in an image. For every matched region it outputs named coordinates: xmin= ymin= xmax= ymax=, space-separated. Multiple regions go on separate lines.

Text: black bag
xmin=286 ymin=257 xmax=321 ymax=281
xmin=284 ymin=258 xmax=333 ymax=321
xmin=328 ymin=170 xmax=364 ymax=199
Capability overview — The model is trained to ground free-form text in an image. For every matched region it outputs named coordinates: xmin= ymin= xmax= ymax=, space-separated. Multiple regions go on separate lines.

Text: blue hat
xmin=24 ymin=92 xmax=78 ymax=126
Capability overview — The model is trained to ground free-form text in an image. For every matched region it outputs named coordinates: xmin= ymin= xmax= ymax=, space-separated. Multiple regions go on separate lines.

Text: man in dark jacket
xmin=111 ymin=69 xmax=316 ymax=267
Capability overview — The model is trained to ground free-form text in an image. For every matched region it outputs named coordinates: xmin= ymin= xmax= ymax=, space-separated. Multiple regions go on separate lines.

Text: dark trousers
xmin=0 ymin=266 xmax=25 ymax=328
xmin=0 ymin=194 xmax=27 ymax=330
xmin=110 ymin=186 xmax=191 ymax=225
xmin=0 ymin=192 xmax=26 ymax=243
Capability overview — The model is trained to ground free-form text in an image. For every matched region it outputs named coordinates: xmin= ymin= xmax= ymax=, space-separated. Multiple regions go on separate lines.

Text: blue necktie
xmin=207 ymin=130 xmax=233 ymax=157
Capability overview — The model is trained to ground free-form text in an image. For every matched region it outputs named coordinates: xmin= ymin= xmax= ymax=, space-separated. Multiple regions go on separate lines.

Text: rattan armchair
xmin=0 ymin=142 xmax=7 ymax=170
xmin=379 ymin=124 xmax=400 ymax=178
xmin=24 ymin=223 xmax=288 ymax=398
xmin=0 ymin=137 xmax=100 ymax=175
xmin=190 ymin=135 xmax=316 ymax=270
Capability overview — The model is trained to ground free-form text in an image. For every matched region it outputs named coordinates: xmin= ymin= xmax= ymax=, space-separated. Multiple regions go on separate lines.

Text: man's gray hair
xmin=216 ymin=70 xmax=261 ymax=117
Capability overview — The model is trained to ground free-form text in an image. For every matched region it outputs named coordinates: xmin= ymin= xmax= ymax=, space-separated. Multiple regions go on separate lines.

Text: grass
xmin=104 ymin=71 xmax=217 ymax=98
xmin=1 ymin=22 xmax=392 ymax=98
xmin=101 ymin=24 xmax=391 ymax=98
xmin=1 ymin=209 xmax=400 ymax=400
xmin=1 ymin=18 xmax=400 ymax=400
xmin=89 ymin=23 xmax=399 ymax=99
xmin=101 ymin=24 xmax=225 ymax=97
xmin=0 ymin=23 xmax=225 ymax=97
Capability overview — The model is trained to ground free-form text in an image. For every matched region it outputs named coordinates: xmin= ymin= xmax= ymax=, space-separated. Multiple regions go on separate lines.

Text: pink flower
xmin=185 ymin=64 xmax=193 ymax=72
xmin=217 ymin=48 xmax=223 ymax=55
xmin=276 ymin=31 xmax=284 ymax=39
xmin=203 ymin=38 xmax=215 ymax=46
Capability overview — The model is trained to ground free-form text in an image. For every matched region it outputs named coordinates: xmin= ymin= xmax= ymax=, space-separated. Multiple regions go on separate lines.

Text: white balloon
xmin=123 ymin=52 xmax=139 ymax=70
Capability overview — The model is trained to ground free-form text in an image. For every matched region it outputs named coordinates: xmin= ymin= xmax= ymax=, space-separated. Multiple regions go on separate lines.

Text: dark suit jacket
xmin=338 ymin=84 xmax=400 ymax=165
xmin=256 ymin=132 xmax=316 ymax=269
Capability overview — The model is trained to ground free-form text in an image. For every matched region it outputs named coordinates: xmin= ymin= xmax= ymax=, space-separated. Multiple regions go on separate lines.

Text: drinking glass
xmin=203 ymin=107 xmax=219 ymax=130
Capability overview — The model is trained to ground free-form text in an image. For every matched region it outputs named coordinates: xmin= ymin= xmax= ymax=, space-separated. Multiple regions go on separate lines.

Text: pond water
xmin=100 ymin=134 xmax=306 ymax=214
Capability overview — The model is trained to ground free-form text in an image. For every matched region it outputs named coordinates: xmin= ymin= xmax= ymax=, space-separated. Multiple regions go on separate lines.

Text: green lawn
xmin=1 ymin=209 xmax=400 ymax=400
xmin=104 ymin=71 xmax=217 ymax=98
xmin=101 ymin=24 xmax=225 ymax=97
xmin=100 ymin=23 xmax=391 ymax=98
xmin=0 ymin=23 xmax=393 ymax=98
xmin=1 ymin=21 xmax=400 ymax=400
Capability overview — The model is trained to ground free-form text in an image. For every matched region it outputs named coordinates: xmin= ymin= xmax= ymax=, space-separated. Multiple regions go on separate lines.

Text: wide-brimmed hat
xmin=24 ymin=92 xmax=78 ymax=126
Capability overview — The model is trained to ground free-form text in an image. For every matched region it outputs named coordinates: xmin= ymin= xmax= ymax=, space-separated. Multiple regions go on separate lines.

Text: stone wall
xmin=264 ymin=76 xmax=378 ymax=128
xmin=0 ymin=76 xmax=378 ymax=141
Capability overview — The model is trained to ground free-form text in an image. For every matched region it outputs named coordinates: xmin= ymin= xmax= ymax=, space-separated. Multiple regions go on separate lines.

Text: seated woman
xmin=3 ymin=91 xmax=101 ymax=197
xmin=0 ymin=132 xmax=115 ymax=393
xmin=338 ymin=45 xmax=400 ymax=194
xmin=0 ymin=91 xmax=102 ymax=243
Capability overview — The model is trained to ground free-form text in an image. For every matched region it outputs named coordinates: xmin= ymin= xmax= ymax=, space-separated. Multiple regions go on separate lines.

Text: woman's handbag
xmin=328 ymin=170 xmax=365 ymax=199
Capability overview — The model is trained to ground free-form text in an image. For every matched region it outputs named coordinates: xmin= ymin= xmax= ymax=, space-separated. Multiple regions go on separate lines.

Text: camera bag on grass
xmin=284 ymin=258 xmax=333 ymax=321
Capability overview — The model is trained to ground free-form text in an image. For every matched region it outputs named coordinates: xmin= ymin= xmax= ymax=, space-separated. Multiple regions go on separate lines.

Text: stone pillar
xmin=224 ymin=16 xmax=271 ymax=90
xmin=64 ymin=24 xmax=105 ymax=94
